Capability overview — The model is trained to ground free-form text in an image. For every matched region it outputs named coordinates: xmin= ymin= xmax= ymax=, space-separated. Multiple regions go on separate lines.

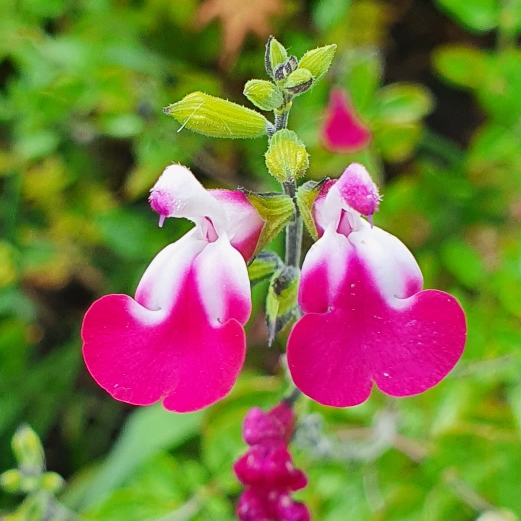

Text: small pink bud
xmin=237 ymin=488 xmax=270 ymax=521
xmin=275 ymin=495 xmax=311 ymax=521
xmin=268 ymin=403 xmax=296 ymax=444
xmin=243 ymin=407 xmax=283 ymax=445
xmin=336 ymin=163 xmax=380 ymax=218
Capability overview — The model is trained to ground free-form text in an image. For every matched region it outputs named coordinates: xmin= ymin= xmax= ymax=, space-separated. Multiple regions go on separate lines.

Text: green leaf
xmin=266 ymin=266 xmax=300 ymax=346
xmin=164 ymin=92 xmax=269 ymax=139
xmin=478 ymin=50 xmax=521 ymax=125
xmin=248 ymin=250 xmax=284 ymax=286
xmin=298 ymin=44 xmax=337 ymax=82
xmin=243 ymin=79 xmax=283 ymax=111
xmin=433 ymin=45 xmax=487 ymax=89
xmin=344 ymin=50 xmax=383 ymax=113
xmin=296 ymin=179 xmax=327 ymax=241
xmin=371 ymin=83 xmax=433 ymax=124
xmin=440 ymin=239 xmax=485 ymax=289
xmin=79 ymin=405 xmax=203 ymax=509
xmin=436 ymin=0 xmax=499 ymax=32
xmin=373 ymin=122 xmax=422 ymax=162
xmin=265 ymin=129 xmax=309 ymax=182
xmin=242 ymin=191 xmax=295 ymax=258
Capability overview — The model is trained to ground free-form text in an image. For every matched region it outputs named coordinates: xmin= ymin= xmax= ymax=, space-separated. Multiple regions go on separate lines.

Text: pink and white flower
xmin=287 ymin=163 xmax=466 ymax=407
xmin=82 ymin=164 xmax=264 ymax=413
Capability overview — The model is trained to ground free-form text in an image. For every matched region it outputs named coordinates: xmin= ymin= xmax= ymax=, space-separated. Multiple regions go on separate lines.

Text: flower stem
xmin=282 ymin=180 xmax=302 ymax=268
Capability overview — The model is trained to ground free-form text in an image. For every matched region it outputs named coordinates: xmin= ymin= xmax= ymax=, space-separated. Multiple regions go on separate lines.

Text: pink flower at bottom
xmin=287 ymin=163 xmax=466 ymax=407
xmin=321 ymin=88 xmax=371 ymax=153
xmin=234 ymin=403 xmax=310 ymax=521
xmin=81 ymin=165 xmax=264 ymax=413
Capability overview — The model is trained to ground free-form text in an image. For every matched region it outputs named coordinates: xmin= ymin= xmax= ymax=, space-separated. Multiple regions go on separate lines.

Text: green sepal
xmin=265 ymin=36 xmax=288 ymax=79
xmin=283 ymin=68 xmax=313 ymax=95
xmin=298 ymin=44 xmax=337 ymax=82
xmin=164 ymin=92 xmax=269 ymax=139
xmin=296 ymin=179 xmax=329 ymax=241
xmin=0 ymin=469 xmax=23 ymax=494
xmin=244 ymin=80 xmax=284 ymax=111
xmin=242 ymin=191 xmax=295 ymax=257
xmin=266 ymin=266 xmax=300 ymax=346
xmin=265 ymin=129 xmax=309 ymax=182
xmin=248 ymin=250 xmax=284 ymax=286
xmin=40 ymin=471 xmax=64 ymax=494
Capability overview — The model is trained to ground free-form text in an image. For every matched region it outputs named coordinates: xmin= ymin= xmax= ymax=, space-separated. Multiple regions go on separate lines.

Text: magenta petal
xmin=82 ymin=266 xmax=247 ymax=413
xmin=287 ymin=234 xmax=466 ymax=407
xmin=321 ymin=88 xmax=371 ymax=153
xmin=287 ymin=311 xmax=373 ymax=407
xmin=371 ymin=289 xmax=466 ymax=397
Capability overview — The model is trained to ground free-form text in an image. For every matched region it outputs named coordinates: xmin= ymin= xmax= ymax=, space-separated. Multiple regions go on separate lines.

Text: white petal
xmin=135 ymin=229 xmax=206 ymax=314
xmin=193 ymin=234 xmax=252 ymax=325
xmin=348 ymin=219 xmax=423 ymax=305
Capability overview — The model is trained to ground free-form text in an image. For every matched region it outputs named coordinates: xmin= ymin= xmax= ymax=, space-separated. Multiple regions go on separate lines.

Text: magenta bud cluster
xmin=234 ymin=403 xmax=310 ymax=521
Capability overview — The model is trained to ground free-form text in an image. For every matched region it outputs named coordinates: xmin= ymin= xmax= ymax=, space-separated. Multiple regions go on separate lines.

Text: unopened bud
xmin=284 ymin=68 xmax=313 ymax=95
xmin=265 ymin=129 xmax=309 ymax=182
xmin=244 ymin=80 xmax=283 ymax=111
xmin=164 ymin=92 xmax=269 ymax=139
xmin=298 ymin=44 xmax=337 ymax=82
xmin=265 ymin=36 xmax=287 ymax=79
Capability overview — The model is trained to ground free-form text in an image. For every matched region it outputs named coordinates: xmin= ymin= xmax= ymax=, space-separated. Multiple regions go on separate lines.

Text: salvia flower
xmin=234 ymin=403 xmax=310 ymax=521
xmin=81 ymin=164 xmax=264 ymax=413
xmin=287 ymin=163 xmax=466 ymax=407
xmin=321 ymin=88 xmax=371 ymax=153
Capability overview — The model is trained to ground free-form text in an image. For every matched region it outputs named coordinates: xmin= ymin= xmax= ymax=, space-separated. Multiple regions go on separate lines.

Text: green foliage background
xmin=1 ymin=0 xmax=521 ymax=519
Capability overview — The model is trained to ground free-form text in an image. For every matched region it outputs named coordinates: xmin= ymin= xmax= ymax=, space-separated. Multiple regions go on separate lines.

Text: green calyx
xmin=265 ymin=129 xmax=309 ymax=182
xmin=265 ymin=36 xmax=288 ymax=79
xmin=244 ymin=80 xmax=284 ymax=111
xmin=283 ymin=68 xmax=313 ymax=95
xmin=242 ymin=191 xmax=295 ymax=258
xmin=164 ymin=92 xmax=269 ymax=139
xmin=296 ymin=179 xmax=329 ymax=241
xmin=248 ymin=250 xmax=284 ymax=286
xmin=266 ymin=265 xmax=300 ymax=346
xmin=298 ymin=44 xmax=337 ymax=82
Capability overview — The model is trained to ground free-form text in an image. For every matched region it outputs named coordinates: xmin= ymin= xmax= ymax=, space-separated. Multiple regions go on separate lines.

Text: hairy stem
xmin=282 ymin=180 xmax=302 ymax=268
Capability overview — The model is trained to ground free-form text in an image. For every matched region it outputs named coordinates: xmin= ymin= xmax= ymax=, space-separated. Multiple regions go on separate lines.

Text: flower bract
xmin=287 ymin=163 xmax=466 ymax=407
xmin=82 ymin=165 xmax=264 ymax=413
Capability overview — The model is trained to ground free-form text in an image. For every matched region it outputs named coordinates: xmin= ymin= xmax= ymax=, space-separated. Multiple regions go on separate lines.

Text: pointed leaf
xmin=164 ymin=92 xmax=269 ymax=139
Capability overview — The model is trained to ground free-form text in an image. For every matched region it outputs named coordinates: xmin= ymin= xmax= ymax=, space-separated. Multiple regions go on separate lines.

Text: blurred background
xmin=1 ymin=0 xmax=521 ymax=519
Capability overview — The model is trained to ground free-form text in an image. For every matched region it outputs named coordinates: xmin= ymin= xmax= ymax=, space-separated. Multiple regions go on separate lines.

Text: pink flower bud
xmin=243 ymin=407 xmax=284 ymax=445
xmin=275 ymin=494 xmax=311 ymax=521
xmin=237 ymin=488 xmax=270 ymax=521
